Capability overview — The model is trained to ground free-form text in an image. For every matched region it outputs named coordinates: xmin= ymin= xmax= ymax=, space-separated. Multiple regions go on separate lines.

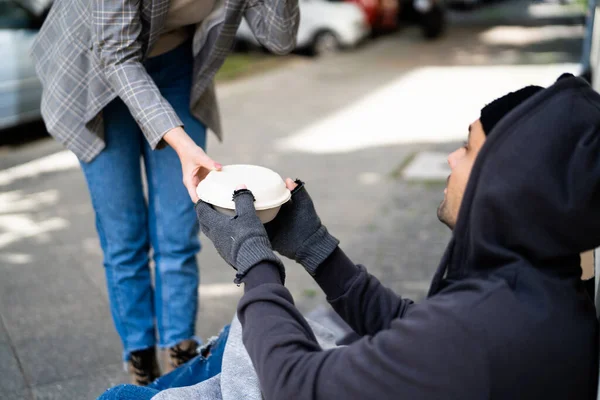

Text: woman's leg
xmin=142 ymin=40 xmax=206 ymax=371
xmin=99 ymin=325 xmax=229 ymax=397
xmin=148 ymin=325 xmax=230 ymax=391
xmin=80 ymin=98 xmax=157 ymax=379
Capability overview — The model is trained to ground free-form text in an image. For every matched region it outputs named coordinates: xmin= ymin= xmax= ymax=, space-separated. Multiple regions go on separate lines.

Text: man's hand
xmin=265 ymin=179 xmax=339 ymax=275
xmin=164 ymin=126 xmax=222 ymax=202
xmin=284 ymin=178 xmax=298 ymax=192
xmin=195 ymin=186 xmax=285 ymax=284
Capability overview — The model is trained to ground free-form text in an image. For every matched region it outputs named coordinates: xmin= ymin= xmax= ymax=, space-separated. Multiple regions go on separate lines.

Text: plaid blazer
xmin=31 ymin=0 xmax=299 ymax=162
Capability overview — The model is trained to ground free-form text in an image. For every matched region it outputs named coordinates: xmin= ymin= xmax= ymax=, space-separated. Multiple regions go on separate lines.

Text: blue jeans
xmin=97 ymin=326 xmax=230 ymax=400
xmin=81 ymin=40 xmax=206 ymax=360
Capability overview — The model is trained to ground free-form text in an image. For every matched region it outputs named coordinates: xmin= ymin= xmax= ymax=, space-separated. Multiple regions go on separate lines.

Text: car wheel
xmin=420 ymin=4 xmax=446 ymax=39
xmin=312 ymin=31 xmax=340 ymax=57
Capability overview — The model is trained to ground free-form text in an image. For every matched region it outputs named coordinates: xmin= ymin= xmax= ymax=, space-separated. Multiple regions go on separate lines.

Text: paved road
xmin=0 ymin=1 xmax=585 ymax=398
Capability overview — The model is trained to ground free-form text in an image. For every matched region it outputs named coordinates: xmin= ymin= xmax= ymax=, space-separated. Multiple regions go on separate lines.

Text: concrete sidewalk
xmin=0 ymin=1 xmax=585 ymax=398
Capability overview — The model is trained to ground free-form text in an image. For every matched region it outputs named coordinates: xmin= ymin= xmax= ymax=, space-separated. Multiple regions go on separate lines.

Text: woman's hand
xmin=164 ymin=127 xmax=222 ymax=202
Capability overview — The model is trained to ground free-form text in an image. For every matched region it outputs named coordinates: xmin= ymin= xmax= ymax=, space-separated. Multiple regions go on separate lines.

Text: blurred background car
xmin=343 ymin=0 xmax=399 ymax=33
xmin=0 ymin=0 xmax=50 ymax=132
xmin=236 ymin=0 xmax=371 ymax=56
xmin=398 ymin=0 xmax=446 ymax=39
xmin=337 ymin=0 xmax=446 ymax=39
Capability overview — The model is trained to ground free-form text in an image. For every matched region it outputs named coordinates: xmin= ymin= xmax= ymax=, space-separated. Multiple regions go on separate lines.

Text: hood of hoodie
xmin=429 ymin=75 xmax=600 ymax=295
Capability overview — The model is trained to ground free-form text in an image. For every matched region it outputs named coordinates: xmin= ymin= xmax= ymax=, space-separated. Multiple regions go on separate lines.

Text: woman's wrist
xmin=164 ymin=126 xmax=195 ymax=156
xmin=162 ymin=126 xmax=220 ymax=202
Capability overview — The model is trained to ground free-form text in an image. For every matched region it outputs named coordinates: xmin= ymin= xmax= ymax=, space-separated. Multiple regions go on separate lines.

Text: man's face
xmin=437 ymin=119 xmax=487 ymax=229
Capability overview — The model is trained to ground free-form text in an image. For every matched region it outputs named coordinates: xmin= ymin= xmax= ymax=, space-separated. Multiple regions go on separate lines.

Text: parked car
xmin=332 ymin=0 xmax=445 ymax=39
xmin=338 ymin=0 xmax=399 ymax=33
xmin=0 ymin=0 xmax=50 ymax=131
xmin=236 ymin=0 xmax=371 ymax=56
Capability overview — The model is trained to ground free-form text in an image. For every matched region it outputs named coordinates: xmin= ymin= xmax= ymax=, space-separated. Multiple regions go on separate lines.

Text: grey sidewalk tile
xmin=0 ymin=342 xmax=28 ymax=394
xmin=196 ymin=292 xmax=242 ymax=340
xmin=1 ymin=298 xmax=109 ymax=344
xmin=3 ymin=390 xmax=34 ymax=400
xmin=0 ymin=248 xmax=98 ymax=304
xmin=14 ymin=310 xmax=121 ymax=387
xmin=0 ymin=257 xmax=108 ymax=342
xmin=0 ymin=317 xmax=9 ymax=343
xmin=33 ymin=364 xmax=128 ymax=400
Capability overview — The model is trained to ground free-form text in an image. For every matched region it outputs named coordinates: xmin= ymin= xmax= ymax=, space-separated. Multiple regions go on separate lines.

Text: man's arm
xmin=238 ymin=264 xmax=488 ymax=400
xmin=243 ymin=0 xmax=300 ymax=55
xmin=312 ymin=247 xmax=414 ymax=336
xmin=265 ymin=180 xmax=413 ymax=335
xmin=92 ymin=0 xmax=182 ymax=149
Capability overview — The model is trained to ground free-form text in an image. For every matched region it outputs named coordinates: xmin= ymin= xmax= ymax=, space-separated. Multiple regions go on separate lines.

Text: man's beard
xmin=437 ymin=199 xmax=454 ymax=230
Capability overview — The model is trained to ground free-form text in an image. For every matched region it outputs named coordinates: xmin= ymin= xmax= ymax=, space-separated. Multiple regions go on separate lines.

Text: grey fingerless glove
xmin=265 ymin=180 xmax=339 ymax=275
xmin=196 ymin=189 xmax=285 ymax=285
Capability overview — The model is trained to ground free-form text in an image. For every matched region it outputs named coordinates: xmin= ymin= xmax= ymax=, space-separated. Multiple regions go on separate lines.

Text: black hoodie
xmin=237 ymin=75 xmax=600 ymax=400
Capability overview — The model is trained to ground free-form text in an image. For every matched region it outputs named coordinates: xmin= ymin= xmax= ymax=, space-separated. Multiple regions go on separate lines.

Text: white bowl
xmin=196 ymin=164 xmax=291 ymax=223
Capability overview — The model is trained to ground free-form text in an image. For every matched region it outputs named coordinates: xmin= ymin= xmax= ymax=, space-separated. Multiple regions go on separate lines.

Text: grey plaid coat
xmin=30 ymin=0 xmax=299 ymax=162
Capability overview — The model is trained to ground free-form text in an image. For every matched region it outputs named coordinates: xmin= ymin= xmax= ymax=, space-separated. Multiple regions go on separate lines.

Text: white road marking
xmin=0 ymin=189 xmax=59 ymax=214
xmin=0 ymin=150 xmax=78 ymax=187
xmin=0 ymin=188 xmax=69 ymax=249
xmin=358 ymin=172 xmax=383 ymax=185
xmin=0 ymin=252 xmax=33 ymax=264
xmin=0 ymin=214 xmax=69 ymax=248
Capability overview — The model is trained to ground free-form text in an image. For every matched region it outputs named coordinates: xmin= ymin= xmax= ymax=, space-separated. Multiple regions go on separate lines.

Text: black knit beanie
xmin=480 ymin=85 xmax=544 ymax=135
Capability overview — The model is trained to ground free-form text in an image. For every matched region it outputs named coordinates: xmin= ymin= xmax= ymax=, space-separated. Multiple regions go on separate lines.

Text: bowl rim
xmin=196 ymin=165 xmax=291 ymax=211
xmin=208 ymin=190 xmax=291 ymax=211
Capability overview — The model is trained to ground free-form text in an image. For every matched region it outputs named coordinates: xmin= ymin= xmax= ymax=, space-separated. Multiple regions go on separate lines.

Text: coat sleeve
xmin=243 ymin=0 xmax=300 ymax=54
xmin=237 ymin=271 xmax=489 ymax=400
xmin=92 ymin=0 xmax=182 ymax=148
xmin=312 ymin=247 xmax=415 ymax=336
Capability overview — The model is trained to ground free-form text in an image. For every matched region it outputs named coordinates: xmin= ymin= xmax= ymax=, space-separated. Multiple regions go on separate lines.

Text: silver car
xmin=0 ymin=0 xmax=50 ymax=131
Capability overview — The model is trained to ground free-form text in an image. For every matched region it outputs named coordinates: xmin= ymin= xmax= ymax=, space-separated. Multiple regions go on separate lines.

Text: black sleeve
xmin=311 ymin=247 xmax=414 ymax=335
xmin=237 ymin=265 xmax=488 ymax=400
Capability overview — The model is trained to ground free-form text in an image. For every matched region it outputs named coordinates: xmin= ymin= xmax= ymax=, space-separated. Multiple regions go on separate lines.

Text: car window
xmin=0 ymin=0 xmax=33 ymax=29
